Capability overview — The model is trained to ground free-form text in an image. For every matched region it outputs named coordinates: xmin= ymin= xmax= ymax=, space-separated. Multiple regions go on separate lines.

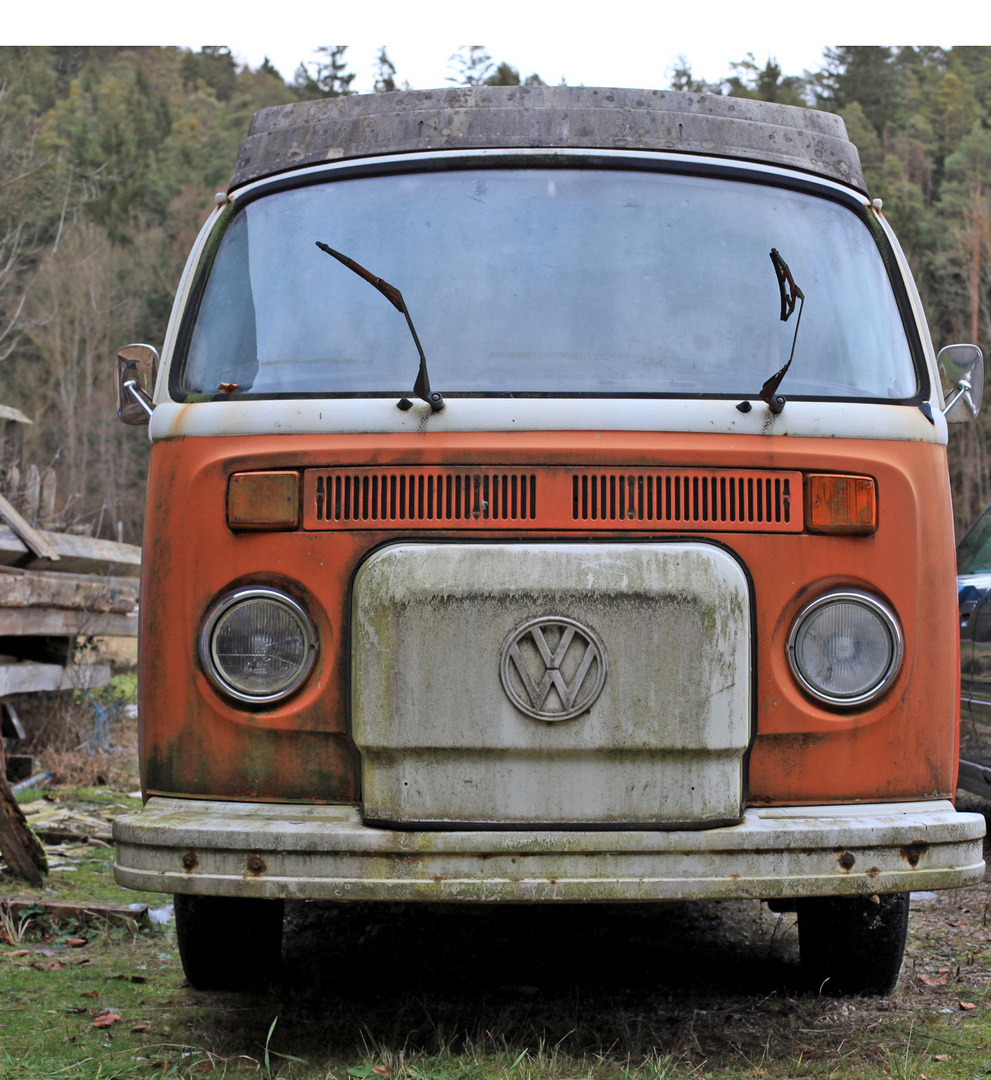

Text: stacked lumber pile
xmin=0 ymin=497 xmax=140 ymax=886
xmin=0 ymin=514 xmax=140 ymax=701
xmin=0 ymin=403 xmax=142 ymax=884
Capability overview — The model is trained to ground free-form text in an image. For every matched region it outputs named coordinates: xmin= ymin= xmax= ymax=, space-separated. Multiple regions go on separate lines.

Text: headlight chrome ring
xmin=200 ymin=587 xmax=317 ymax=704
xmin=787 ymin=590 xmax=902 ymax=708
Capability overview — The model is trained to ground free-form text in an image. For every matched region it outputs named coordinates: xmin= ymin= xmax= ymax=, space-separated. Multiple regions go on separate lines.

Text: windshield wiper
xmin=316 ymin=241 xmax=444 ymax=412
xmin=756 ymin=247 xmax=805 ymax=415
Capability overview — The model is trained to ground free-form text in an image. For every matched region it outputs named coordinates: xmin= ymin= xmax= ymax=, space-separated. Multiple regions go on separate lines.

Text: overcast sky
xmin=10 ymin=0 xmax=991 ymax=94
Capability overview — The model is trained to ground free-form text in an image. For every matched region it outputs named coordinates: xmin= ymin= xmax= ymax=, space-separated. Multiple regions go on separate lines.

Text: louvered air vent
xmin=313 ymin=470 xmax=536 ymax=524
xmin=302 ymin=467 xmax=803 ymax=532
xmin=572 ymin=471 xmax=793 ymax=526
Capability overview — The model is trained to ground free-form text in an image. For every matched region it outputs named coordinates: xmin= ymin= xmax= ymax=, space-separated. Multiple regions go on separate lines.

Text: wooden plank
xmin=0 ymin=567 xmax=139 ymax=613
xmin=0 ymin=404 xmax=32 ymax=425
xmin=0 ymin=526 xmax=141 ymax=577
xmin=0 ymin=492 xmax=60 ymax=561
xmin=0 ymin=608 xmax=138 ymax=637
xmin=0 ymin=661 xmax=111 ymax=696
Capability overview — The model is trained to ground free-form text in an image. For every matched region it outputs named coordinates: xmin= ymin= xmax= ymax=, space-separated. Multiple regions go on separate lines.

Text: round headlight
xmin=200 ymin=588 xmax=316 ymax=704
xmin=787 ymin=591 xmax=902 ymax=708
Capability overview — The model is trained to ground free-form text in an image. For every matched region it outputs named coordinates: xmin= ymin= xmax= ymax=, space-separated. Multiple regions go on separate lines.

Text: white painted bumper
xmin=113 ymin=798 xmax=985 ymax=902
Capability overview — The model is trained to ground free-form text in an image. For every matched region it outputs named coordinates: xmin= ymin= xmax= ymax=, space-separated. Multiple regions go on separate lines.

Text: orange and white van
xmin=113 ymin=87 xmax=986 ymax=995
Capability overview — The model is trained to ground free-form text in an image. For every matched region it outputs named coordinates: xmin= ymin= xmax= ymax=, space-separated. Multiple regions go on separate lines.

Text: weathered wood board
xmin=0 ymin=526 xmax=141 ymax=577
xmin=0 ymin=567 xmax=139 ymax=613
xmin=0 ymin=608 xmax=138 ymax=637
xmin=0 ymin=661 xmax=111 ymax=696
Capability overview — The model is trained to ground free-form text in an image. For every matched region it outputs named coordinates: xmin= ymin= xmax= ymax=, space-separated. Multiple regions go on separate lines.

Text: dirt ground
xmin=2 ymin=777 xmax=990 ymax=1077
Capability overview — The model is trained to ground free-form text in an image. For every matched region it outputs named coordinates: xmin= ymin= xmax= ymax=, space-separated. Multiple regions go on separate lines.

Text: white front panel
xmin=352 ymin=542 xmax=751 ymax=826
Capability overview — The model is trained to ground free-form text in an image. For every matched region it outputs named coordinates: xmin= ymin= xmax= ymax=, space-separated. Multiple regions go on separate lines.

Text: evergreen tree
xmin=294 ymin=46 xmax=354 ymax=98
xmin=815 ymin=47 xmax=903 ymax=134
xmin=374 ymin=48 xmax=397 ymax=93
xmin=447 ymin=47 xmax=495 ymax=86
xmin=724 ymin=54 xmax=807 ymax=106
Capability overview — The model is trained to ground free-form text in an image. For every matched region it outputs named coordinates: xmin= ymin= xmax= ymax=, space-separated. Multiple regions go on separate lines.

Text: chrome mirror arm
xmin=114 ymin=343 xmax=160 ymax=426
xmin=124 ymin=379 xmax=155 ymax=419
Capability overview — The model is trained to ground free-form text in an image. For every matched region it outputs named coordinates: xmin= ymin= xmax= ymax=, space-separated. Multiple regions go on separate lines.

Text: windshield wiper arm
xmin=316 ymin=241 xmax=444 ymax=412
xmin=757 ymin=248 xmax=805 ymax=415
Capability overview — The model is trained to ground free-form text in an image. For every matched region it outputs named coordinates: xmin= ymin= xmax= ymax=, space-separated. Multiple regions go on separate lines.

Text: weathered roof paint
xmin=229 ymin=86 xmax=865 ymax=193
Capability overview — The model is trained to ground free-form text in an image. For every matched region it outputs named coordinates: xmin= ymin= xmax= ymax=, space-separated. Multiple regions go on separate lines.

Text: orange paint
xmin=138 ymin=428 xmax=959 ymax=807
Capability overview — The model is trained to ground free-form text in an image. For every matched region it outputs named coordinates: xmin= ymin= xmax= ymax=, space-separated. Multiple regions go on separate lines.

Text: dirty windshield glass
xmin=179 ymin=169 xmax=918 ymax=400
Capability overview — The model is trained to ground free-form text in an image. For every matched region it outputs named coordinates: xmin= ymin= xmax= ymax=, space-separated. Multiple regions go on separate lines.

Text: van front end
xmin=114 ymin=418 xmax=985 ymax=992
xmin=113 ymin=88 xmax=986 ymax=995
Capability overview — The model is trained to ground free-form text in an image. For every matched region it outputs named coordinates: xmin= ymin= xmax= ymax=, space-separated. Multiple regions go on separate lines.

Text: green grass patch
xmin=0 ymin=898 xmax=989 ymax=1080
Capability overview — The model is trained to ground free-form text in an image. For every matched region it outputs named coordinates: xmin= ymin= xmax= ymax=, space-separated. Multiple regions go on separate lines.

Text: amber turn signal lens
xmin=228 ymin=471 xmax=300 ymax=530
xmin=806 ymin=474 xmax=876 ymax=535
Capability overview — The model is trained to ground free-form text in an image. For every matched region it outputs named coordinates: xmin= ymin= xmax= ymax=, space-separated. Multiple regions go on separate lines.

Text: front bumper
xmin=113 ymin=798 xmax=986 ymax=903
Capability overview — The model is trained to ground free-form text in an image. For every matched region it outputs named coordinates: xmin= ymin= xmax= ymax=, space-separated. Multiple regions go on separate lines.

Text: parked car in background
xmin=958 ymin=505 xmax=991 ymax=797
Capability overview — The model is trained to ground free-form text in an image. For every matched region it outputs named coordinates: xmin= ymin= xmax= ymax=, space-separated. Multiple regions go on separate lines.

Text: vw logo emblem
xmin=500 ymin=616 xmax=606 ymax=721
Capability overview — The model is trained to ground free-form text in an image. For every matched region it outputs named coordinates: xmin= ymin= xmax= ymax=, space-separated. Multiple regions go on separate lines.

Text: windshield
xmin=179 ymin=168 xmax=918 ymax=401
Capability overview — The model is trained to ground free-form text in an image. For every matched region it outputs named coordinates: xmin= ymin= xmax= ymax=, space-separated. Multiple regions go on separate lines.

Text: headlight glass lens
xmin=202 ymin=588 xmax=316 ymax=703
xmin=788 ymin=591 xmax=902 ymax=707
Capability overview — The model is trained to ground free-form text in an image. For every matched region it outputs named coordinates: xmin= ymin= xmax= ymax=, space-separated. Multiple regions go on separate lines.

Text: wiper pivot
xmin=316 ymin=242 xmax=444 ymax=412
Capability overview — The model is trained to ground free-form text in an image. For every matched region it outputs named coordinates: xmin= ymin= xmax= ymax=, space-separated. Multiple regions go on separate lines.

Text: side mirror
xmin=114 ymin=343 xmax=160 ymax=425
xmin=939 ymin=343 xmax=983 ymax=422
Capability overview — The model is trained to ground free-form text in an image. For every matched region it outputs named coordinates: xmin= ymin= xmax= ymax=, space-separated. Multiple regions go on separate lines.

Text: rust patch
xmin=245 ymin=854 xmax=267 ymax=877
xmin=837 ymin=851 xmax=856 ymax=871
xmin=900 ymin=841 xmax=928 ymax=867
xmin=181 ymin=851 xmax=198 ymax=872
xmin=866 ymin=865 xmax=881 ymax=879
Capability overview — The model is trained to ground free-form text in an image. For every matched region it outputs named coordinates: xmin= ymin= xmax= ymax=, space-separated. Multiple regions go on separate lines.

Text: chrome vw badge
xmin=500 ymin=616 xmax=606 ymax=721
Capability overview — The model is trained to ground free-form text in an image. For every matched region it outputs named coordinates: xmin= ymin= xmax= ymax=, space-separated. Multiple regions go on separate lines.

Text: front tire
xmin=798 ymin=892 xmax=909 ymax=996
xmin=174 ymin=894 xmax=284 ymax=991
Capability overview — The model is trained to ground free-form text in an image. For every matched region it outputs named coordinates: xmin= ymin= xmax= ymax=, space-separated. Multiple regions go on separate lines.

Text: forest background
xmin=0 ymin=44 xmax=989 ymax=544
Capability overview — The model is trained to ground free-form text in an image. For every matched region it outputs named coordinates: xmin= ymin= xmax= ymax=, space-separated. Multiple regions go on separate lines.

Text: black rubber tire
xmin=174 ymin=894 xmax=284 ymax=991
xmin=797 ymin=892 xmax=909 ymax=996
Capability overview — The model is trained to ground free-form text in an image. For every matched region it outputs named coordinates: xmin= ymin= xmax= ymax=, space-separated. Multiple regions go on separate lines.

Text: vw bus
xmin=112 ymin=86 xmax=986 ymax=995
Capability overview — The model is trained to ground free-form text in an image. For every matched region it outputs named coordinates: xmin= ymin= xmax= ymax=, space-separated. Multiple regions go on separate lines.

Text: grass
xmin=4 ymin=887 xmax=989 ymax=1080
xmin=1 ymin=748 xmax=989 ymax=1080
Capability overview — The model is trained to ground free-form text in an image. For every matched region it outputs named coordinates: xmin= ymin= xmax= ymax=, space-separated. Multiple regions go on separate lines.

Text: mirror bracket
xmin=938 ymin=344 xmax=984 ymax=423
xmin=115 ymin=344 xmax=160 ymax=425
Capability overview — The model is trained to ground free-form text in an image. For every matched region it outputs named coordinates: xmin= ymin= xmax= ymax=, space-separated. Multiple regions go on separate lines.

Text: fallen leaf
xmin=959 ymin=1001 xmax=977 ymax=1010
xmin=934 ymin=1054 xmax=950 ymax=1062
xmin=6 ymin=950 xmax=29 ymax=958
xmin=937 ymin=967 xmax=949 ymax=974
xmin=65 ymin=938 xmax=87 ymax=948
xmin=919 ymin=973 xmax=948 ymax=987
xmin=31 ymin=959 xmax=67 ymax=971
xmin=81 ymin=991 xmax=99 ymax=999
xmin=372 ymin=1068 xmax=390 ymax=1077
xmin=130 ymin=1023 xmax=150 ymax=1033
xmin=949 ymin=921 xmax=965 ymax=927
xmin=91 ymin=1011 xmax=123 ymax=1028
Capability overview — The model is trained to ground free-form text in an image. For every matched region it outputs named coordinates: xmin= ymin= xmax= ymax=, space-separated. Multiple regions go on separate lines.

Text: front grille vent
xmin=572 ymin=472 xmax=792 ymax=525
xmin=303 ymin=467 xmax=803 ymax=532
xmin=315 ymin=471 xmax=537 ymax=523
